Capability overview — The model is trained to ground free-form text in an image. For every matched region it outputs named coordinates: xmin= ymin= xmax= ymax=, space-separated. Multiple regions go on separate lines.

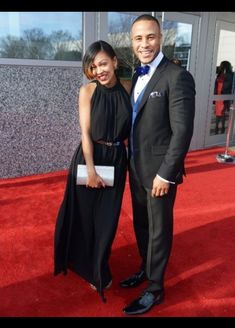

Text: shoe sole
xmin=123 ymin=297 xmax=164 ymax=315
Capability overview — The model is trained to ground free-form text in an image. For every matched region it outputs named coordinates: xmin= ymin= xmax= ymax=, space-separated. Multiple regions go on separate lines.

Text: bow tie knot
xmin=135 ymin=65 xmax=150 ymax=76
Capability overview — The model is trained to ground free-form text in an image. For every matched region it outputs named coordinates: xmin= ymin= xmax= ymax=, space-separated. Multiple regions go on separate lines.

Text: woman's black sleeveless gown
xmin=54 ymin=79 xmax=132 ymax=301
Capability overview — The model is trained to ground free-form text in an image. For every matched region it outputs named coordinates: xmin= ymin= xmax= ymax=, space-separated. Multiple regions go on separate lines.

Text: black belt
xmin=96 ymin=140 xmax=121 ymax=147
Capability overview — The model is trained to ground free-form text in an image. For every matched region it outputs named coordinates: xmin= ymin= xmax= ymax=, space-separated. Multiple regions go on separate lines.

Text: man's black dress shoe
xmin=123 ymin=290 xmax=164 ymax=315
xmin=120 ymin=270 xmax=146 ymax=288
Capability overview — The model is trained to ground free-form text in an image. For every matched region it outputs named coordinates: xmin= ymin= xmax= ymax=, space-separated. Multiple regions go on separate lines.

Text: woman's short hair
xmin=220 ymin=61 xmax=233 ymax=74
xmin=83 ymin=40 xmax=117 ymax=79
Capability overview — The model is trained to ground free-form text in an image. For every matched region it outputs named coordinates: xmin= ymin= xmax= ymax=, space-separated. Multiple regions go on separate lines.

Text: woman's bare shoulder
xmin=79 ymin=81 xmax=97 ymax=97
xmin=120 ymin=79 xmax=132 ymax=95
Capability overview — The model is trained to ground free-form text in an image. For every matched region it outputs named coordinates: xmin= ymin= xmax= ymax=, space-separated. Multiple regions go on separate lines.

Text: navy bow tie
xmin=135 ymin=65 xmax=150 ymax=76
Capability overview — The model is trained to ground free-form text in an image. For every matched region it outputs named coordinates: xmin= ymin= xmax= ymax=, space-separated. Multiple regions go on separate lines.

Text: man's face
xmin=131 ymin=20 xmax=162 ymax=65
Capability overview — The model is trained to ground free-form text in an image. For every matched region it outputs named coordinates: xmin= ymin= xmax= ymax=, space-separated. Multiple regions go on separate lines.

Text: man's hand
xmin=151 ymin=175 xmax=170 ymax=197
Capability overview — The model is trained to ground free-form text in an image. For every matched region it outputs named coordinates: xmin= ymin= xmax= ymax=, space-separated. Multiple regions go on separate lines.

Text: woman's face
xmin=90 ymin=51 xmax=117 ymax=87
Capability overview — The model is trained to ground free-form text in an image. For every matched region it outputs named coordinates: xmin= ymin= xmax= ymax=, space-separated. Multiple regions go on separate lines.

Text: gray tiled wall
xmin=0 ymin=65 xmax=83 ymax=179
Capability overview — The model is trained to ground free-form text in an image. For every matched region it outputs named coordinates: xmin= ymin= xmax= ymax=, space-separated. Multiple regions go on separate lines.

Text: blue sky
xmin=0 ymin=12 xmax=192 ymax=46
xmin=0 ymin=12 xmax=135 ymax=38
xmin=0 ymin=12 xmax=82 ymax=38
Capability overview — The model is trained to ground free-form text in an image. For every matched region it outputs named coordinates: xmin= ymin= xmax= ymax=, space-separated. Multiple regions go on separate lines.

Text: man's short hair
xmin=131 ymin=14 xmax=161 ymax=30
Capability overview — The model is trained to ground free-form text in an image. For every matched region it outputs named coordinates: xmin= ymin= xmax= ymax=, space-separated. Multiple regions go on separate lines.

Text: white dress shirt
xmin=134 ymin=51 xmax=163 ymax=102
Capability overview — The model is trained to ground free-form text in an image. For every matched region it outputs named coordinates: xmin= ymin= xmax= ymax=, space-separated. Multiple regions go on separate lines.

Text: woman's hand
xmin=86 ymin=172 xmax=106 ymax=188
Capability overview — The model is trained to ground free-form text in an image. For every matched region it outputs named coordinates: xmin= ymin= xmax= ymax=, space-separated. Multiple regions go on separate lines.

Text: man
xmin=120 ymin=14 xmax=195 ymax=315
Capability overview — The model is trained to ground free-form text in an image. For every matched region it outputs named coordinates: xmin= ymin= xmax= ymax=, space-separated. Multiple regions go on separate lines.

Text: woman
xmin=214 ymin=61 xmax=234 ymax=134
xmin=54 ymin=40 xmax=132 ymax=302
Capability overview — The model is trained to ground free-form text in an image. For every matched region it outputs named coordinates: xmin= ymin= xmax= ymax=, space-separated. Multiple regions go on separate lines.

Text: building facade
xmin=1 ymin=12 xmax=235 ymax=178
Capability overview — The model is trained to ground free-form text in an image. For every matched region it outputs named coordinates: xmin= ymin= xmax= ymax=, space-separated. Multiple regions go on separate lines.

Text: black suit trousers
xmin=129 ymin=157 xmax=177 ymax=292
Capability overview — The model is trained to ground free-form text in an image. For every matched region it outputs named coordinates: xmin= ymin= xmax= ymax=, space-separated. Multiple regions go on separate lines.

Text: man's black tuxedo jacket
xmin=130 ymin=56 xmax=195 ymax=189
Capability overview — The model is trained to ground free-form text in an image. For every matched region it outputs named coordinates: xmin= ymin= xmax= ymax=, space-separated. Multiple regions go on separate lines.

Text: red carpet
xmin=0 ymin=146 xmax=235 ymax=317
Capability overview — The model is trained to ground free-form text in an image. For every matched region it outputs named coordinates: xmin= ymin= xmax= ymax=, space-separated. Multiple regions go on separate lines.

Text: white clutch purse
xmin=77 ymin=165 xmax=115 ymax=187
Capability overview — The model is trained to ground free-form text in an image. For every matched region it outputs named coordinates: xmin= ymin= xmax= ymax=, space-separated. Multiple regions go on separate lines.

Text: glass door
xmin=205 ymin=20 xmax=235 ymax=147
xmin=162 ymin=12 xmax=200 ymax=77
xmin=105 ymin=12 xmax=199 ymax=79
